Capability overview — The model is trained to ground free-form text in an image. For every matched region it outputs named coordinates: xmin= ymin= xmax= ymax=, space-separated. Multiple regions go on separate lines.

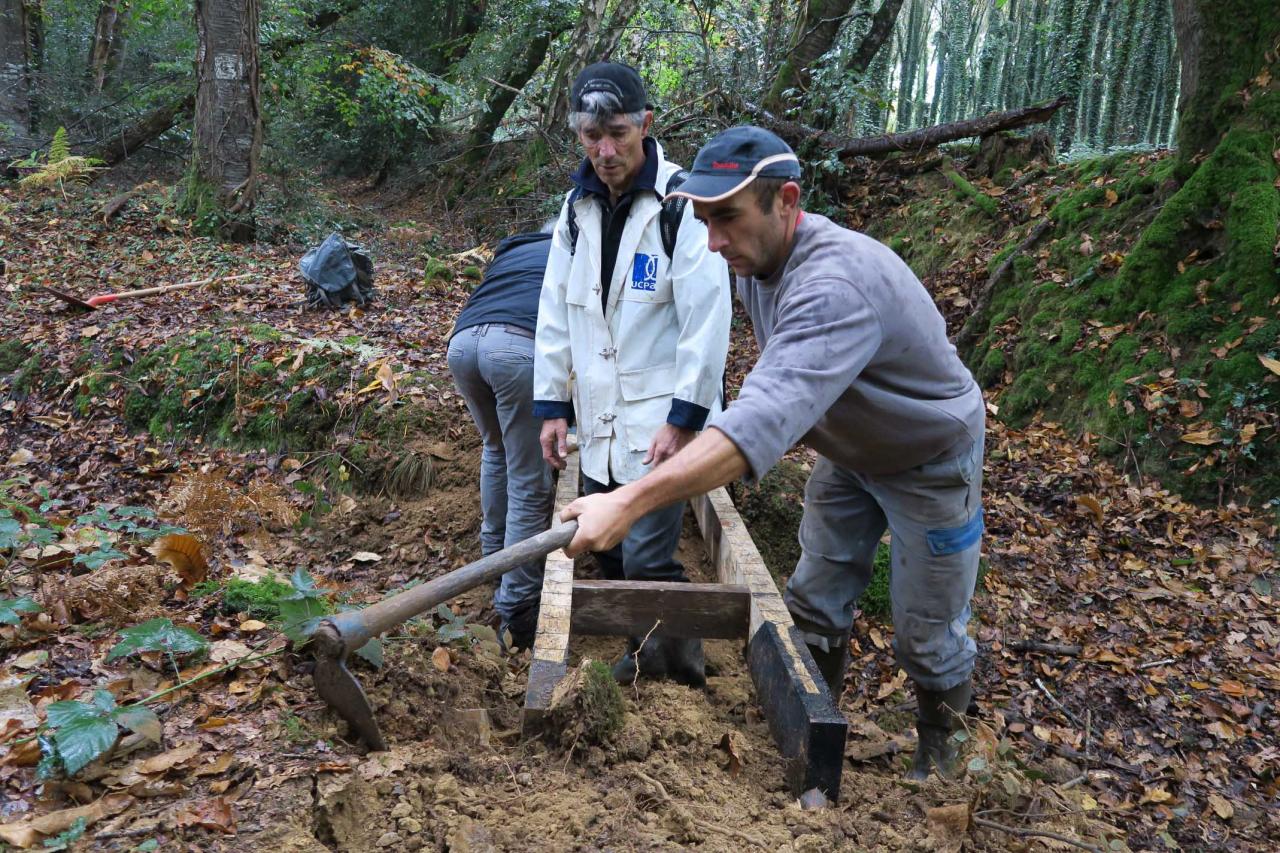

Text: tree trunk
xmin=542 ymin=0 xmax=645 ymax=131
xmin=846 ymin=0 xmax=905 ymax=75
xmin=91 ymin=93 xmax=194 ymax=165
xmin=0 ymin=0 xmax=37 ymax=156
xmin=733 ymin=93 xmax=1068 ymax=159
xmin=467 ymin=19 xmax=569 ymax=155
xmin=87 ymin=0 xmax=126 ymax=94
xmin=894 ymin=0 xmax=924 ymax=128
xmin=190 ymin=0 xmax=261 ymax=240
xmin=762 ymin=0 xmax=860 ymax=113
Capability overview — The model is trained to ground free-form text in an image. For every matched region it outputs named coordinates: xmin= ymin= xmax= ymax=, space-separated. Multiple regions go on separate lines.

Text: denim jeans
xmin=582 ymin=474 xmax=687 ymax=582
xmin=447 ymin=324 xmax=554 ymax=630
xmin=783 ymin=434 xmax=985 ymax=692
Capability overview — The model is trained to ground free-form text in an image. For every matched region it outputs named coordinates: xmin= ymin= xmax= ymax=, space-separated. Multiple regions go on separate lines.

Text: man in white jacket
xmin=533 ymin=62 xmax=730 ymax=686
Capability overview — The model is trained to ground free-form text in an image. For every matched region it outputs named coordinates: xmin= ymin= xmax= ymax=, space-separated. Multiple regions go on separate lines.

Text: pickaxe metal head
xmin=312 ymin=618 xmax=386 ymax=751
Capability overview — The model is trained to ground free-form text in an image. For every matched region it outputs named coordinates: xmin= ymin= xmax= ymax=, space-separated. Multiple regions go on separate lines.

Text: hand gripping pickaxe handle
xmin=312 ymin=520 xmax=579 ymax=750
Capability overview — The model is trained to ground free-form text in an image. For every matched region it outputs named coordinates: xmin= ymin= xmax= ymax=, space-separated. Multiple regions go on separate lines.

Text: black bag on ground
xmin=299 ymin=232 xmax=374 ymax=308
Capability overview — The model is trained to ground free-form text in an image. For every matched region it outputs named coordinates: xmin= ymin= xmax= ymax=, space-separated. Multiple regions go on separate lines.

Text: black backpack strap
xmin=564 ymin=186 xmax=584 ymax=256
xmin=659 ymin=170 xmax=690 ymax=259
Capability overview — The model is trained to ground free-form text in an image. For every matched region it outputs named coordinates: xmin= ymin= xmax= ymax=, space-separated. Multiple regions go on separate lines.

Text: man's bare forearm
xmin=624 ymin=427 xmax=749 ymax=517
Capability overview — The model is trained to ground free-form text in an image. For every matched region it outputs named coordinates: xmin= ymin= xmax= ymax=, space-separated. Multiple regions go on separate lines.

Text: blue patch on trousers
xmin=926 ymin=507 xmax=984 ymax=556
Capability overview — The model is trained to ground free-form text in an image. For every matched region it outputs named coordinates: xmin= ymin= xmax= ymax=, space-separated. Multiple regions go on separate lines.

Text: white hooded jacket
xmin=533 ymin=141 xmax=730 ymax=485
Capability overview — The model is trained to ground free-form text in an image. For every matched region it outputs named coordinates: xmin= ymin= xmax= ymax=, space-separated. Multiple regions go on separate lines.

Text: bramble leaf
xmin=106 ymin=618 xmax=209 ymax=662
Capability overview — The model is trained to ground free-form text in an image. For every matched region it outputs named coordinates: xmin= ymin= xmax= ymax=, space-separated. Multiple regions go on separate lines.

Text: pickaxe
xmin=311 ymin=520 xmax=578 ymax=750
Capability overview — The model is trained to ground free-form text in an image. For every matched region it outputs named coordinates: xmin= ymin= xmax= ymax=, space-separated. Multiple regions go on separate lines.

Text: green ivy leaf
xmin=278 ymin=596 xmax=331 ymax=644
xmin=113 ymin=705 xmax=162 ymax=744
xmin=353 ymin=638 xmax=383 ymax=668
xmin=74 ymin=547 xmax=127 ymax=570
xmin=46 ymin=691 xmax=120 ymax=774
xmin=967 ymin=755 xmax=989 ymax=774
xmin=283 ymin=567 xmax=325 ymax=600
xmin=41 ymin=815 xmax=86 ymax=850
xmin=106 ymin=618 xmax=209 ymax=662
xmin=0 ymin=595 xmax=42 ymax=625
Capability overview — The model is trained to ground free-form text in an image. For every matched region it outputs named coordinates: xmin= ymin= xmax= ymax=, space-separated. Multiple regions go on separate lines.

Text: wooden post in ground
xmin=521 ymin=454 xmax=579 ymax=732
xmin=692 ymin=488 xmax=848 ymax=800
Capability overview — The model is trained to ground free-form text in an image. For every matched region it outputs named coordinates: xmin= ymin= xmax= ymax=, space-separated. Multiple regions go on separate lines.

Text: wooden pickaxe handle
xmin=86 ymin=272 xmax=255 ymax=306
xmin=311 ymin=520 xmax=579 ymax=750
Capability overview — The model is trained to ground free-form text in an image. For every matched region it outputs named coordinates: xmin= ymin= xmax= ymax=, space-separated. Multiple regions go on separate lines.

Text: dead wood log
xmin=90 ymin=94 xmax=194 ymax=165
xmin=728 ymin=94 xmax=1069 ymax=160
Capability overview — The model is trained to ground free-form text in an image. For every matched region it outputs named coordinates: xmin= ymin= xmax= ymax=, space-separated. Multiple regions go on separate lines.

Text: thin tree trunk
xmin=467 ymin=19 xmax=570 ymax=154
xmin=0 ymin=0 xmax=35 ymax=154
xmin=895 ymin=0 xmax=924 ymax=128
xmin=191 ymin=0 xmax=261 ymax=239
xmin=88 ymin=0 xmax=126 ymax=94
xmin=542 ymin=0 xmax=610 ymax=131
xmin=847 ymin=0 xmax=905 ymax=74
xmin=1098 ymin=0 xmax=1138 ymax=147
xmin=762 ymin=0 xmax=860 ymax=112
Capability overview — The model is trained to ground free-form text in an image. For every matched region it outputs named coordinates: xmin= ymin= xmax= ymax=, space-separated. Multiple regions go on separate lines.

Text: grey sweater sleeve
xmin=711 ymin=277 xmax=883 ymax=483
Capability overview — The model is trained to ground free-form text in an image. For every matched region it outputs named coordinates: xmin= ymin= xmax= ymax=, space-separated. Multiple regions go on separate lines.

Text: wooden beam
xmin=522 ymin=453 xmax=579 ymax=733
xmin=691 ymin=488 xmax=848 ymax=801
xmin=569 ymin=579 xmax=750 ymax=639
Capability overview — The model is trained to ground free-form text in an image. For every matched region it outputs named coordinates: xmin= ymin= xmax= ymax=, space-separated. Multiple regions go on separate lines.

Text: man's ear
xmin=641 ymin=111 xmax=654 ymax=135
xmin=779 ymin=181 xmax=802 ymax=213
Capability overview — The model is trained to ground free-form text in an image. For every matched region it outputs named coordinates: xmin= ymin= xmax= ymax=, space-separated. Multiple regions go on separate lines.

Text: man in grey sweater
xmin=561 ymin=126 xmax=987 ymax=781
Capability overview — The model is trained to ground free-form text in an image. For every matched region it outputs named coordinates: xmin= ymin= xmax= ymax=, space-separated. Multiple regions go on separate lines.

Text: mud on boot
xmin=908 ymin=680 xmax=972 ymax=781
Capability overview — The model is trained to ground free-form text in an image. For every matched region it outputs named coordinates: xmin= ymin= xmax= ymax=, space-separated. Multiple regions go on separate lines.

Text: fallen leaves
xmin=175 ymin=796 xmax=236 ymax=834
xmin=0 ymin=794 xmax=131 ymax=848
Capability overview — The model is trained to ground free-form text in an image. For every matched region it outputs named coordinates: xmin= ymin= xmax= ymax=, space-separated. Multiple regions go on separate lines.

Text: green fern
xmin=48 ymin=127 xmax=71 ymax=164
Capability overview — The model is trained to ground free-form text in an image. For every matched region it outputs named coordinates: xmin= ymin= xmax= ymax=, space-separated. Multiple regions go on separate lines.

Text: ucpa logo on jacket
xmin=631 ymin=253 xmax=658 ymax=292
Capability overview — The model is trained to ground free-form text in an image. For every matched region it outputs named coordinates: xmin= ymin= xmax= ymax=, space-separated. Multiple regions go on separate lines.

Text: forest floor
xmin=0 ymin=159 xmax=1276 ymax=852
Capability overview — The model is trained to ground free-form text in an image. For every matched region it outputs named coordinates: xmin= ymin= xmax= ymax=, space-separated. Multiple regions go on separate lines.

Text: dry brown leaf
xmin=1076 ymin=495 xmax=1105 ymax=525
xmin=431 ymin=646 xmax=452 ymax=672
xmin=238 ymin=619 xmax=268 ymax=632
xmin=193 ymin=752 xmax=236 ymax=777
xmin=1208 ymin=792 xmax=1235 ymax=820
xmin=149 ymin=533 xmax=209 ymax=589
xmin=136 ymin=741 xmax=201 ymax=775
xmin=175 ymin=796 xmax=236 ymax=834
xmin=0 ymin=793 xmax=131 ymax=847
xmin=717 ymin=731 xmax=745 ymax=776
xmin=197 ymin=716 xmax=236 ymax=730
xmin=926 ymin=802 xmax=971 ymax=839
xmin=1180 ymin=429 xmax=1221 ymax=446
xmin=1103 ymin=188 xmax=1118 ymax=207
xmin=1258 ymin=354 xmax=1280 ymax=377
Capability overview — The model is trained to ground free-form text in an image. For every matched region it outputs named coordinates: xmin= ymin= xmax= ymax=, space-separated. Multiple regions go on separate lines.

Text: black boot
xmin=804 ymin=634 xmax=849 ymax=697
xmin=661 ymin=637 xmax=706 ymax=689
xmin=908 ymin=680 xmax=972 ymax=780
xmin=611 ymin=637 xmax=644 ymax=683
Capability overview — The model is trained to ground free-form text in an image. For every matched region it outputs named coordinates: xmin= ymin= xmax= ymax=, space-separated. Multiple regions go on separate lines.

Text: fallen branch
xmin=1035 ymin=677 xmax=1086 ymax=728
xmin=724 ymin=94 xmax=1068 ymax=159
xmin=1008 ymin=640 xmax=1082 ymax=656
xmin=974 ymin=817 xmax=1101 ymax=852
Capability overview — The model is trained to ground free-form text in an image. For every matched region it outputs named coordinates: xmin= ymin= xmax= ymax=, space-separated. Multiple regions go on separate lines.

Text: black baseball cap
xmin=571 ymin=62 xmax=650 ymax=113
xmin=666 ymin=126 xmax=801 ymax=203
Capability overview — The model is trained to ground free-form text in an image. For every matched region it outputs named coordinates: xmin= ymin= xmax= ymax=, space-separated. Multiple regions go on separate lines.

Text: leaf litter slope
xmin=0 ymin=181 xmax=1275 ymax=851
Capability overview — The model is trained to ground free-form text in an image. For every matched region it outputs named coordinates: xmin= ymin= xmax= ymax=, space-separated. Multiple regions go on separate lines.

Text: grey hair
xmin=568 ymin=90 xmax=646 ymax=133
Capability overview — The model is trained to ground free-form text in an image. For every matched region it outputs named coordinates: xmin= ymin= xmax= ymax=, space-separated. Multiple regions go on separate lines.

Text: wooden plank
xmin=569 ymin=579 xmax=750 ymax=639
xmin=522 ymin=453 xmax=580 ymax=734
xmin=748 ymin=621 xmax=848 ymax=799
xmin=691 ymin=488 xmax=848 ymax=801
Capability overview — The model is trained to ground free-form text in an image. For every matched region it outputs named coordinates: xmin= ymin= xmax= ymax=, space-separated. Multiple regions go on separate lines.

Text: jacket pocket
xmin=618 ymin=363 xmax=677 ymax=401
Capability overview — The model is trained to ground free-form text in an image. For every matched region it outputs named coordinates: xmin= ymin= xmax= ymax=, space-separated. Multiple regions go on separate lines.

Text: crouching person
xmin=447 ymin=230 xmax=555 ymax=650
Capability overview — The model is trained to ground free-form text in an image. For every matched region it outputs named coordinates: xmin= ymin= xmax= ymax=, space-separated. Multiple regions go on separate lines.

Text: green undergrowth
xmin=2 ymin=322 xmax=450 ymax=499
xmin=872 ymin=169 xmax=999 ymax=281
xmin=964 ymin=123 xmax=1280 ymax=505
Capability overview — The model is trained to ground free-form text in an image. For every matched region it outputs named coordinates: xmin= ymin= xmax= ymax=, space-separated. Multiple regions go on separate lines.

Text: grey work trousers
xmin=784 ymin=434 xmax=985 ymax=692
xmin=582 ymin=474 xmax=687 ymax=583
xmin=446 ymin=324 xmax=554 ymax=631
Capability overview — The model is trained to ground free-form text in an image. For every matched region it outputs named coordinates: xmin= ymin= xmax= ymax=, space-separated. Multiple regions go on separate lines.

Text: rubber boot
xmin=908 ymin=679 xmax=972 ymax=780
xmin=661 ymin=637 xmax=706 ymax=688
xmin=804 ymin=634 xmax=849 ymax=697
xmin=611 ymin=637 xmax=643 ymax=683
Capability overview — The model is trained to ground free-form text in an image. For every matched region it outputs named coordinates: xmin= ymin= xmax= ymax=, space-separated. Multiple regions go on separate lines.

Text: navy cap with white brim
xmin=665 ymin=126 xmax=802 ymax=203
